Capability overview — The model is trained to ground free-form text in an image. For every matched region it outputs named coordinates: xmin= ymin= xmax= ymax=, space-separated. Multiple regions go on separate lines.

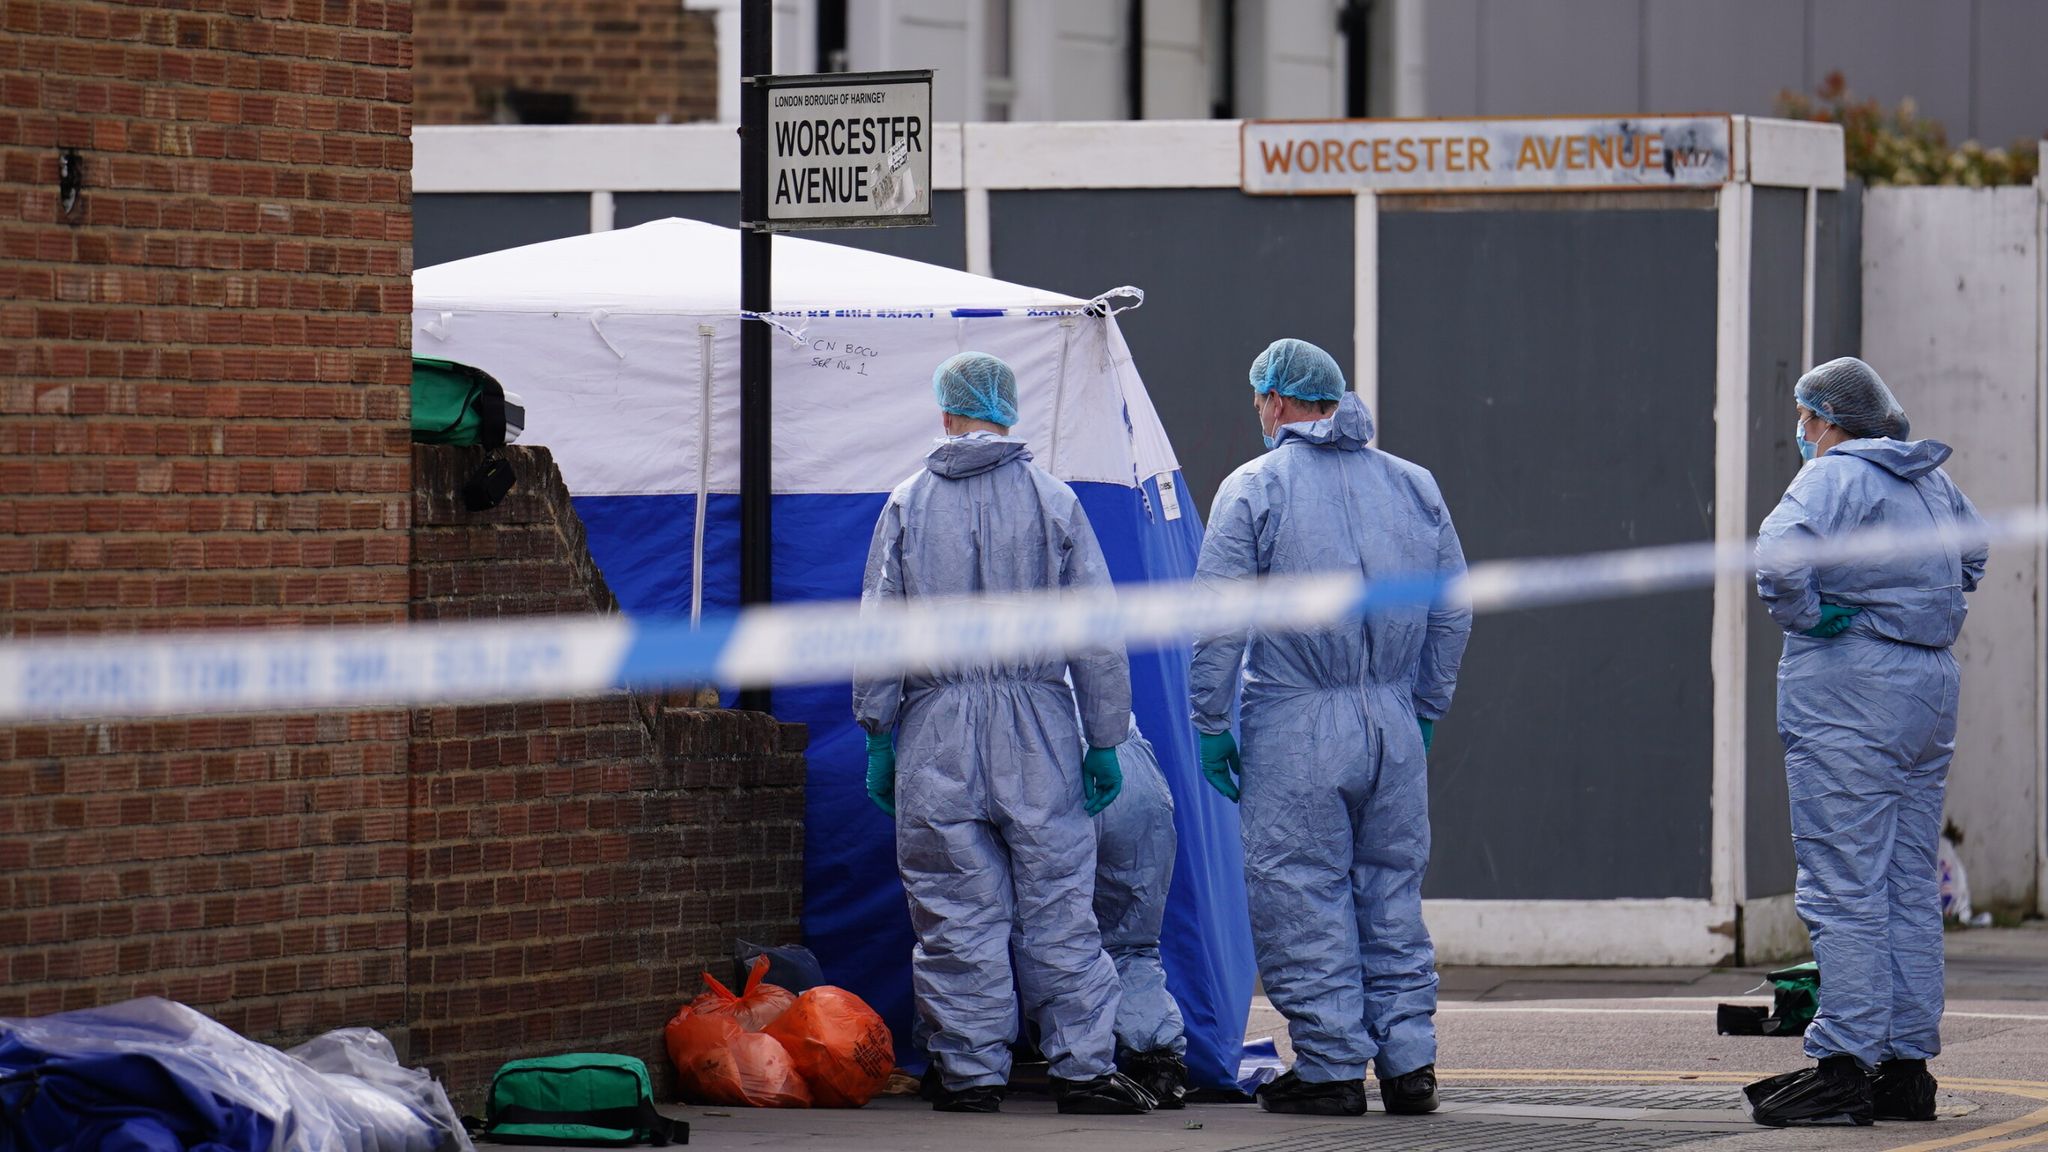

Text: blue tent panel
xmin=573 ymin=475 xmax=1254 ymax=1089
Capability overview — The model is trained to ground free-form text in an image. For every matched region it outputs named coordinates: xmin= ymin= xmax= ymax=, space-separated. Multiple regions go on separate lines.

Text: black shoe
xmin=1745 ymin=1055 xmax=1874 ymax=1127
xmin=1118 ymin=1049 xmax=1188 ymax=1110
xmin=1255 ymin=1070 xmax=1368 ymax=1116
xmin=1873 ymin=1059 xmax=1938 ymax=1121
xmin=933 ymin=1084 xmax=1004 ymax=1113
xmin=1379 ymin=1064 xmax=1439 ymax=1115
xmin=1051 ymin=1071 xmax=1156 ymax=1115
xmin=918 ymin=1063 xmax=943 ymax=1103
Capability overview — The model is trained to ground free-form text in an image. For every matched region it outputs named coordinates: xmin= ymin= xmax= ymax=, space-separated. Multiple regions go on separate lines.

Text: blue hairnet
xmin=1796 ymin=356 xmax=1910 ymax=440
xmin=932 ymin=351 xmax=1019 ymax=427
xmin=1249 ymin=339 xmax=1346 ymax=402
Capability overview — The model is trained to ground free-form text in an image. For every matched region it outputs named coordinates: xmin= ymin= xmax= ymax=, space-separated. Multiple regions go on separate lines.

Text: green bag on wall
xmin=412 ymin=357 xmax=512 ymax=448
xmin=470 ymin=1053 xmax=684 ymax=1146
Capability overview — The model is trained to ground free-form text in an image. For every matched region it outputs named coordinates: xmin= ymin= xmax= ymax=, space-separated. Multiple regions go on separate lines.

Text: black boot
xmin=932 ymin=1083 xmax=1004 ymax=1113
xmin=1378 ymin=1064 xmax=1440 ymax=1115
xmin=918 ymin=1063 xmax=944 ymax=1103
xmin=1255 ymin=1070 xmax=1368 ymax=1116
xmin=1745 ymin=1054 xmax=1874 ymax=1127
xmin=1051 ymin=1071 xmax=1156 ymax=1115
xmin=1873 ymin=1059 xmax=1938 ymax=1122
xmin=1118 ymin=1049 xmax=1187 ymax=1110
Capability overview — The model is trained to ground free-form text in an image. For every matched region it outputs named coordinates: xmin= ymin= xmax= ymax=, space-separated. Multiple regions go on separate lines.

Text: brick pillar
xmin=408 ymin=446 xmax=805 ymax=1106
xmin=0 ymin=0 xmax=414 ymax=1037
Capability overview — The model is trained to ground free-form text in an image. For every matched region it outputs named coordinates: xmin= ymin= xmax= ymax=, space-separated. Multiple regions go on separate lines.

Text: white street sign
xmin=762 ymin=69 xmax=933 ymax=229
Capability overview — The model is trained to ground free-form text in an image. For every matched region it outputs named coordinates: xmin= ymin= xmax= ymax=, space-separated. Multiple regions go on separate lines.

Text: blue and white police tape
xmin=3 ymin=506 xmax=2042 ymax=721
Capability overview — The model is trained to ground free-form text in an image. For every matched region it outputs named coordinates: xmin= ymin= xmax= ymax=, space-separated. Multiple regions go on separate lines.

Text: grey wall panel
xmin=1422 ymin=0 xmax=1482 ymax=116
xmin=1414 ymin=1 xmax=2045 ymax=146
xmin=1377 ymin=203 xmax=1718 ymax=900
xmin=1475 ymin=0 xmax=1643 ymax=115
xmin=1809 ymin=0 xmax=1972 ymax=142
xmin=614 ymin=191 xmax=969 ymax=270
xmin=1813 ymin=186 xmax=1862 ymax=362
xmin=988 ymin=189 xmax=1355 ymax=517
xmin=413 ymin=190 xmax=966 ymax=274
xmin=1643 ymin=0 xmax=1806 ymax=117
xmin=807 ymin=192 xmax=967 ymax=268
xmin=1745 ymin=188 xmax=1809 ymax=899
xmin=613 ymin=191 xmax=738 ymax=231
xmin=1974 ymin=0 xmax=2048 ymax=146
xmin=415 ymin=193 xmax=591 ymax=269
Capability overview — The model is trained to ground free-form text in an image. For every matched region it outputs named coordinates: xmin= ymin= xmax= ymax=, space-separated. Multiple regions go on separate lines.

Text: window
xmin=817 ymin=0 xmax=847 ymax=72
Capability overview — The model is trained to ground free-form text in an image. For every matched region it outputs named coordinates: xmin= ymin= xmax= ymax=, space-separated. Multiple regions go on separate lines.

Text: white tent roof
xmin=414 ymin=216 xmax=1085 ymax=313
xmin=411 ymin=217 xmax=1178 ymax=504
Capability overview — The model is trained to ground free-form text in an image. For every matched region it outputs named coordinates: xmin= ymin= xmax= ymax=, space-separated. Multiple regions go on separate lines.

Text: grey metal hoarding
xmin=1745 ymin=185 xmax=1863 ymax=901
xmin=414 ymin=193 xmax=590 ymax=269
xmin=614 ymin=191 xmax=968 ymax=269
xmin=988 ymin=188 xmax=1356 ymax=519
xmin=1745 ymin=187 xmax=1811 ymax=901
xmin=1378 ymin=196 xmax=1719 ymax=900
xmin=413 ymin=192 xmax=968 ymax=271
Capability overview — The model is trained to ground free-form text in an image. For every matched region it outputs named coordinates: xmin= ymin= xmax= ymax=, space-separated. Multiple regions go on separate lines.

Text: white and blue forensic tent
xmin=412 ymin=218 xmax=1255 ymax=1087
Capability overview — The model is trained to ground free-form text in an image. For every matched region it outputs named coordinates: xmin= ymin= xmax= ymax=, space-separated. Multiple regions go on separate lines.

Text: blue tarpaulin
xmin=0 ymin=998 xmax=465 ymax=1151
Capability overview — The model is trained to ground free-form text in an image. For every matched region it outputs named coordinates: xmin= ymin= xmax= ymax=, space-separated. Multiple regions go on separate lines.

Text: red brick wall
xmin=0 ymin=1 xmax=801 ymax=1108
xmin=0 ymin=712 xmax=410 ymax=1037
xmin=407 ymin=446 xmax=806 ymax=1104
xmin=413 ymin=0 xmax=718 ymax=125
xmin=0 ymin=0 xmax=415 ymax=1038
xmin=0 ymin=445 xmax=808 ymax=1108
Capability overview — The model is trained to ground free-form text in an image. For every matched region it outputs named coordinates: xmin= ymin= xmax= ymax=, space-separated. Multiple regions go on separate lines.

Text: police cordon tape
xmin=3 ymin=507 xmax=2043 ymax=721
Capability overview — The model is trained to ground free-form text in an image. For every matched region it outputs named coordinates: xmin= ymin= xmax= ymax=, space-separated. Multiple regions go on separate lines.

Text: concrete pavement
xmin=609 ymin=924 xmax=2048 ymax=1151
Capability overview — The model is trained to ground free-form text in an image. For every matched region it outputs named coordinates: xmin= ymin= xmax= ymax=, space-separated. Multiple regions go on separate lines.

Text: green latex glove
xmin=865 ymin=731 xmax=896 ymax=816
xmin=1417 ymin=717 xmax=1435 ymax=753
xmin=1197 ymin=731 xmax=1241 ymax=803
xmin=1083 ymin=745 xmax=1123 ymax=815
xmin=1803 ymin=603 xmax=1862 ymax=639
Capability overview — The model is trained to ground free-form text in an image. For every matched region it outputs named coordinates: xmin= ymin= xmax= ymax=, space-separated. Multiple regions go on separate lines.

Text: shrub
xmin=1775 ymin=72 xmax=2039 ymax=187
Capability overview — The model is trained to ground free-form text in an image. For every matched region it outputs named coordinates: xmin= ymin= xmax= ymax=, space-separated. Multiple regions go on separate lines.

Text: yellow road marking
xmin=1450 ymin=1069 xmax=2048 ymax=1097
xmin=1948 ymin=1080 xmax=2048 ymax=1097
xmin=1452 ymin=1068 xmax=1758 ymax=1084
xmin=1881 ymin=1104 xmax=2048 ymax=1152
xmin=1965 ymin=1130 xmax=2048 ymax=1152
xmin=1443 ymin=1068 xmax=2048 ymax=1152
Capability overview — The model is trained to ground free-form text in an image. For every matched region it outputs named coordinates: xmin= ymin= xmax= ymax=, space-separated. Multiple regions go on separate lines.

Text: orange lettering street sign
xmin=1240 ymin=116 xmax=1733 ymax=195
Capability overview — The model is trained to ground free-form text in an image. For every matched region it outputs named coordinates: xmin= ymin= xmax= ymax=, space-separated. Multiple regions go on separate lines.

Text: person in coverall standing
xmin=1092 ymin=717 xmax=1188 ymax=1108
xmin=911 ymin=713 xmax=1190 ymax=1109
xmin=855 ymin=351 xmax=1155 ymax=1116
xmin=1747 ymin=356 xmax=1988 ymax=1128
xmin=1189 ymin=338 xmax=1472 ymax=1118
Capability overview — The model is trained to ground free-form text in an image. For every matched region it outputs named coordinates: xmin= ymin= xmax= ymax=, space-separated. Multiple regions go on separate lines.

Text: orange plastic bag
xmin=664 ymin=1011 xmax=813 ymax=1108
xmin=689 ymin=955 xmax=795 ymax=1032
xmin=763 ymin=986 xmax=896 ymax=1108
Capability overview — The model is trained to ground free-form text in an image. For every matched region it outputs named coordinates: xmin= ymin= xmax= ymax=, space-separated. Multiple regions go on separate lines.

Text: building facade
xmin=686 ymin=0 xmax=2046 ymax=151
xmin=414 ymin=0 xmax=720 ymax=125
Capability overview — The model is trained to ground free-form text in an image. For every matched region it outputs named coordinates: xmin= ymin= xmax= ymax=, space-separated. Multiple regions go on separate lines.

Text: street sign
xmin=757 ymin=69 xmax=934 ymax=230
xmin=1242 ymin=115 xmax=1733 ymax=195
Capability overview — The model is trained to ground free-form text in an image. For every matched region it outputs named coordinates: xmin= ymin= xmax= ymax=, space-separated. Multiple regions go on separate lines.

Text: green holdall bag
xmin=412 ymin=357 xmax=523 ymax=448
xmin=1715 ymin=961 xmax=1820 ymax=1038
xmin=471 ymin=1053 xmax=685 ymax=1146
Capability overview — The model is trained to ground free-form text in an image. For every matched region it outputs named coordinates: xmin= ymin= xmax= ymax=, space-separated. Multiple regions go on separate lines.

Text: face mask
xmin=1796 ymin=419 xmax=1816 ymax=462
xmin=1262 ymin=431 xmax=1278 ymax=449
